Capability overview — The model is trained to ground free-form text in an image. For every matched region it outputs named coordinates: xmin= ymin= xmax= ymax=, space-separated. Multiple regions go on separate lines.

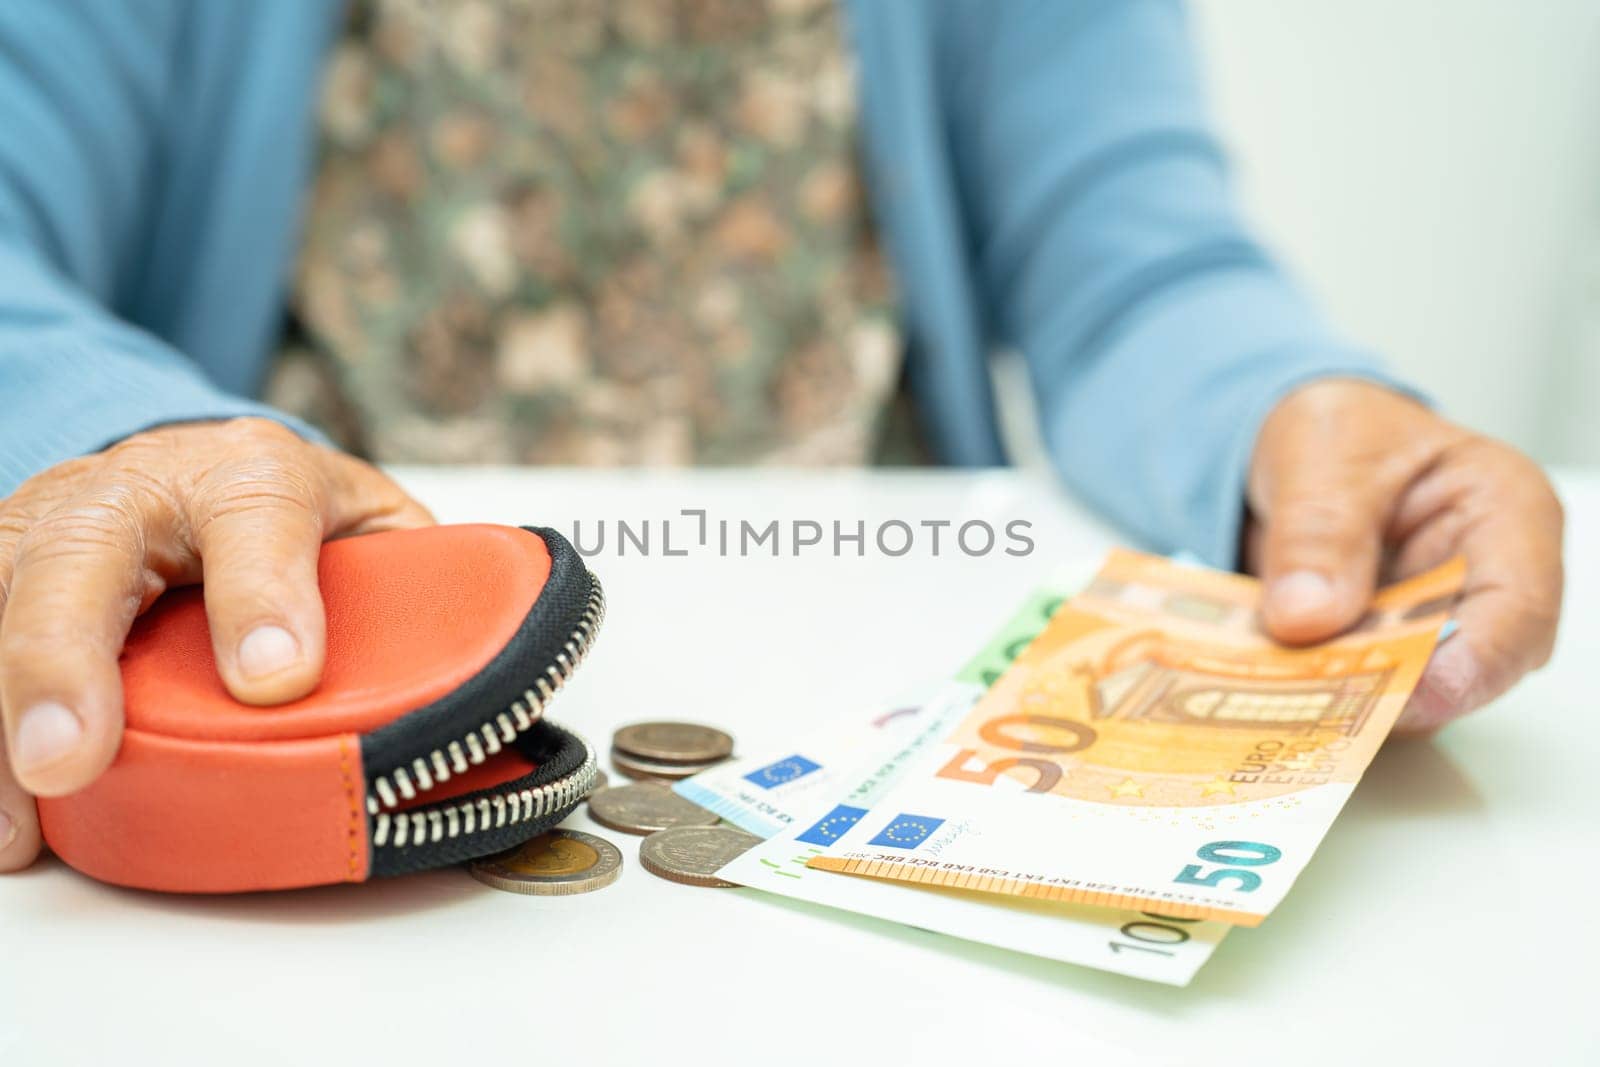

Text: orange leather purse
xmin=38 ymin=524 xmax=604 ymax=893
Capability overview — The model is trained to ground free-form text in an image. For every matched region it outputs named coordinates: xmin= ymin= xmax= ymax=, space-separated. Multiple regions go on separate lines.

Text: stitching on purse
xmin=338 ymin=735 xmax=361 ymax=880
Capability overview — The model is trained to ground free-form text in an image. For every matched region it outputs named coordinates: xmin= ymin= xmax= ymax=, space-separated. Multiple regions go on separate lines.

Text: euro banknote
xmin=714 ymin=677 xmax=1231 ymax=984
xmin=689 ymin=563 xmax=1230 ymax=984
xmin=807 ymin=549 xmax=1463 ymax=927
xmin=673 ymin=680 xmax=969 ymax=838
xmin=674 ymin=567 xmax=1085 ymax=835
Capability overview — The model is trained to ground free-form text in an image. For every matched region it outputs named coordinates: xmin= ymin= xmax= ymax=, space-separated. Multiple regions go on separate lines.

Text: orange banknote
xmin=808 ymin=550 xmax=1464 ymax=926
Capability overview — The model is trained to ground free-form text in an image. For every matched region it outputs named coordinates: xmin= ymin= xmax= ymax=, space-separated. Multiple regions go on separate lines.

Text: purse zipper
xmin=366 ymin=580 xmax=606 ymax=849
xmin=370 ymin=728 xmax=598 ymax=848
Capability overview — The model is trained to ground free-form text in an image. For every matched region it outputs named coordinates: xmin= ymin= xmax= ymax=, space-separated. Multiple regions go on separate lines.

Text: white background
xmin=1192 ymin=0 xmax=1600 ymax=464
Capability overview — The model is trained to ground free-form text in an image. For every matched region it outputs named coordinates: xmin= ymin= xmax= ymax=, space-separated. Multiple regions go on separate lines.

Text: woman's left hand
xmin=1246 ymin=378 xmax=1564 ymax=733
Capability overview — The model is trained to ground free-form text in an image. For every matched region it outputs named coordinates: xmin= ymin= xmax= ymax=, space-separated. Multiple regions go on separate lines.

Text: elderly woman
xmin=0 ymin=1 xmax=1562 ymax=870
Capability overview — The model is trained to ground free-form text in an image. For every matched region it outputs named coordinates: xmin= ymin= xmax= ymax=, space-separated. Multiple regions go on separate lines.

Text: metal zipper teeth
xmin=365 ymin=578 xmax=606 ymax=824
xmin=371 ymin=732 xmax=598 ymax=849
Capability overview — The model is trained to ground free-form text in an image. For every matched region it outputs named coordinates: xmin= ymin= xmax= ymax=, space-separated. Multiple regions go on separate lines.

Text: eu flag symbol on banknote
xmin=744 ymin=755 xmax=824 ymax=790
xmin=867 ymin=815 xmax=945 ymax=849
xmin=797 ymin=804 xmax=869 ymax=845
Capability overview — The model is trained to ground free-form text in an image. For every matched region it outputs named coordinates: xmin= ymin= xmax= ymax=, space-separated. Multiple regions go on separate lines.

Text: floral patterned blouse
xmin=273 ymin=0 xmax=917 ymax=466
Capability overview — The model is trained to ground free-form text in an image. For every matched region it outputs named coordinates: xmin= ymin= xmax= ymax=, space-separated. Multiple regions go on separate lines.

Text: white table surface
xmin=2 ymin=468 xmax=1596 ymax=1066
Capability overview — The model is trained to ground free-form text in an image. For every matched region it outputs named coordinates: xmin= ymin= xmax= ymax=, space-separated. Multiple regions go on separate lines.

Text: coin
xmin=610 ymin=747 xmax=724 ymax=783
xmin=639 ymin=825 xmax=763 ymax=888
xmin=613 ymin=721 xmax=734 ymax=764
xmin=586 ymin=768 xmax=610 ymax=795
xmin=468 ymin=830 xmax=623 ymax=896
xmin=586 ymin=782 xmax=719 ymax=836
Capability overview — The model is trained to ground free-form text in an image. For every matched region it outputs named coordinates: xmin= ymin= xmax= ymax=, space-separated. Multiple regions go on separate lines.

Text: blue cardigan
xmin=0 ymin=0 xmax=1396 ymax=565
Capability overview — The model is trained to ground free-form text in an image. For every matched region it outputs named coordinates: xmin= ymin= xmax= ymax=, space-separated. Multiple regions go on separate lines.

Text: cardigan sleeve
xmin=947 ymin=0 xmax=1416 ymax=565
xmin=0 ymin=3 xmax=319 ymax=497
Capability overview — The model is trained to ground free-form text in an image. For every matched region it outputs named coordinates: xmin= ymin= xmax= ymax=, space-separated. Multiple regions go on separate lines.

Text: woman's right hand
xmin=0 ymin=417 xmax=433 ymax=871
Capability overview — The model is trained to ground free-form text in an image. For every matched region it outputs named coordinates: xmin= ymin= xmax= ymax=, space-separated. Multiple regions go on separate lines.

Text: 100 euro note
xmin=683 ymin=570 xmax=1232 ymax=985
xmin=807 ymin=549 xmax=1464 ymax=927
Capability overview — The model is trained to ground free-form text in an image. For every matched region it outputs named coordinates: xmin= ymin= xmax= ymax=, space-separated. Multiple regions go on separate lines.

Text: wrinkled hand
xmin=1247 ymin=379 xmax=1563 ymax=734
xmin=0 ymin=418 xmax=433 ymax=871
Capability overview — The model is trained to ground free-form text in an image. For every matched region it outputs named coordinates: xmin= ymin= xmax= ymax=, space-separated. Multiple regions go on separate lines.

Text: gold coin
xmin=587 ymin=783 xmax=719 ymax=836
xmin=639 ymin=825 xmax=763 ymax=888
xmin=468 ymin=830 xmax=622 ymax=895
xmin=611 ymin=747 xmax=725 ymax=782
xmin=613 ymin=721 xmax=734 ymax=764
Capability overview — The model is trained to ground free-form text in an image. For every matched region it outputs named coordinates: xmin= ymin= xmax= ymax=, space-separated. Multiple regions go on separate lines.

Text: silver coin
xmin=639 ymin=825 xmax=763 ymax=888
xmin=586 ymin=782 xmax=719 ymax=836
xmin=610 ymin=747 xmax=725 ymax=782
xmin=468 ymin=830 xmax=623 ymax=896
xmin=612 ymin=721 xmax=734 ymax=764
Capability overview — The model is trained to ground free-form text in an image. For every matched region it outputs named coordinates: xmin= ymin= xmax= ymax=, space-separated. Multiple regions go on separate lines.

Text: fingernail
xmin=0 ymin=808 xmax=15 ymax=851
xmin=1268 ymin=571 xmax=1336 ymax=617
xmin=15 ymin=701 xmax=85 ymax=774
xmin=1422 ymin=639 xmax=1480 ymax=709
xmin=238 ymin=626 xmax=300 ymax=680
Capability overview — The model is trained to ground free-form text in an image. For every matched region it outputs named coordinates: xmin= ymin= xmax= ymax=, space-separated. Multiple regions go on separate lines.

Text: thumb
xmin=1249 ymin=398 xmax=1393 ymax=646
xmin=1255 ymin=495 xmax=1383 ymax=644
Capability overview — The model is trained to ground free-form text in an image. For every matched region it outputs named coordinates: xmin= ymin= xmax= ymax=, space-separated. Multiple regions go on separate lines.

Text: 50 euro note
xmin=674 ymin=577 xmax=1080 ymax=836
xmin=807 ymin=549 xmax=1464 ymax=928
xmin=683 ymin=567 xmax=1231 ymax=984
xmin=715 ymin=678 xmax=1230 ymax=985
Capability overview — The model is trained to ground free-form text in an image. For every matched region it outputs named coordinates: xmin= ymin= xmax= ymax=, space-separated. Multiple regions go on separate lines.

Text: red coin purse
xmin=37 ymin=524 xmax=604 ymax=893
